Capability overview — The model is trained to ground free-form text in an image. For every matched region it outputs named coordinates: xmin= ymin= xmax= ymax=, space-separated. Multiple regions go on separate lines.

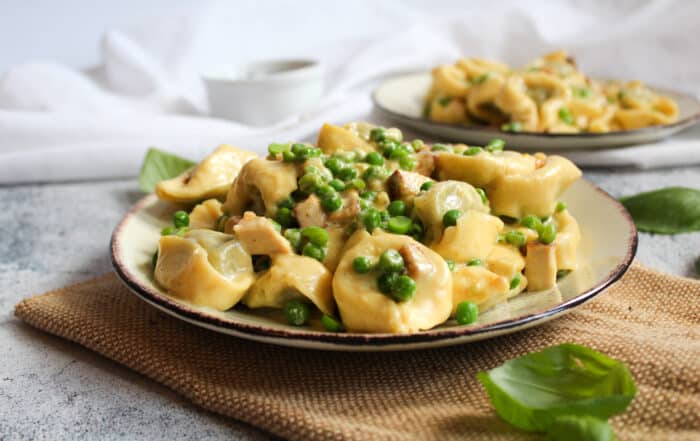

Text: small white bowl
xmin=203 ymin=59 xmax=323 ymax=126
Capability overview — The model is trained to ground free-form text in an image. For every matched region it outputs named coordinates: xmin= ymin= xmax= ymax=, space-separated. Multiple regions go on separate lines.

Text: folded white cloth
xmin=1 ymin=0 xmax=699 ymax=184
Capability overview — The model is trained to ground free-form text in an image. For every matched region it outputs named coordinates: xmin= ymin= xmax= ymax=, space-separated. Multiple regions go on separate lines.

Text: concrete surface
xmin=1 ymin=169 xmax=699 ymax=439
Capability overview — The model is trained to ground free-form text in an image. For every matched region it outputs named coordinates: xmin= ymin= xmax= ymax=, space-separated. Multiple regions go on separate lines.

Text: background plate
xmin=111 ymin=180 xmax=637 ymax=351
xmin=373 ymin=72 xmax=700 ymax=150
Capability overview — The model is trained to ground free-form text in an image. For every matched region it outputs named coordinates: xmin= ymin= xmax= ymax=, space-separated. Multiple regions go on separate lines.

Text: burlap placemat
xmin=13 ymin=263 xmax=700 ymax=440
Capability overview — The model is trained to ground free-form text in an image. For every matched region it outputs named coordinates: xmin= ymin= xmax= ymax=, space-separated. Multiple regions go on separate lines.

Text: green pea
xmin=377 ymin=272 xmax=399 ymax=294
xmin=467 ymin=258 xmax=482 ymax=266
xmin=463 ymin=146 xmax=483 ymax=156
xmin=291 ymin=143 xmax=308 ymax=157
xmin=521 ymin=214 xmax=543 ymax=232
xmin=298 ymin=173 xmax=323 ymax=194
xmin=173 ymin=210 xmax=189 ymax=228
xmin=278 ymin=196 xmax=296 ymax=209
xmin=362 ymin=208 xmax=382 ymax=232
xmin=337 ymin=166 xmax=358 ymax=181
xmin=328 ymin=179 xmax=345 ymax=192
xmin=365 ymin=151 xmax=385 ymax=166
xmin=431 ymin=143 xmax=450 ymax=152
xmin=321 ymin=314 xmax=344 ymax=332
xmin=455 ymin=301 xmax=479 ymax=325
xmin=572 ymin=86 xmax=590 ymax=98
xmin=475 ymin=188 xmax=488 ymax=204
xmin=377 ymin=249 xmax=404 ymax=273
xmin=510 ymin=274 xmax=521 ymax=290
xmin=282 ymin=150 xmax=296 ymax=162
xmin=505 ymin=230 xmax=527 ymax=247
xmin=362 ymin=165 xmax=387 ymax=181
xmin=275 ymin=207 xmax=295 ymax=228
xmin=412 ymin=139 xmax=424 ymax=150
xmin=380 ymin=140 xmax=398 ymax=157
xmin=321 ymin=192 xmax=343 ymax=212
xmin=410 ymin=221 xmax=424 ymax=241
xmin=284 ymin=300 xmax=310 ymax=326
xmin=398 ymin=155 xmax=416 ymax=171
xmin=445 ymin=258 xmax=456 ymax=272
xmin=269 ymin=219 xmax=282 ymax=233
xmin=438 ymin=96 xmax=451 ymax=107
xmin=539 ymin=222 xmax=557 ymax=244
xmin=302 ymin=242 xmax=326 ymax=262
xmin=389 ymin=144 xmax=412 ymax=160
xmin=152 ymin=250 xmax=158 ymax=268
xmin=350 ymin=178 xmax=366 ymax=191
xmin=500 ymin=121 xmax=523 ymax=132
xmin=485 ymin=138 xmax=505 ymax=152
xmin=370 ymin=127 xmax=386 ymax=142
xmin=556 ymin=201 xmax=567 ymax=212
xmin=443 ymin=209 xmax=462 ymax=227
xmin=175 ymin=227 xmax=188 ymax=236
xmin=301 ymin=226 xmax=329 ymax=246
xmin=352 ymin=256 xmax=373 ymax=274
xmin=558 ymin=107 xmax=574 ymax=125
xmin=315 ymin=183 xmax=334 ymax=198
xmin=284 ymin=228 xmax=302 ymax=250
xmin=473 ymin=72 xmax=491 ymax=84
xmin=324 ymin=157 xmax=344 ymax=175
xmin=420 ymin=181 xmax=434 ymax=191
xmin=268 ymin=143 xmax=288 ymax=155
xmin=360 ymin=190 xmax=376 ymax=200
xmin=391 ymin=275 xmax=416 ymax=302
xmin=387 ymin=200 xmax=406 ymax=216
xmin=161 ymin=226 xmax=176 ymax=236
xmin=387 ymin=216 xmax=413 ymax=235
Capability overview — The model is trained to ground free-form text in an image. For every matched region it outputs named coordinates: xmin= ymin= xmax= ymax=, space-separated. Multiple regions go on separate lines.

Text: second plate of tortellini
xmin=142 ymin=122 xmax=585 ymax=335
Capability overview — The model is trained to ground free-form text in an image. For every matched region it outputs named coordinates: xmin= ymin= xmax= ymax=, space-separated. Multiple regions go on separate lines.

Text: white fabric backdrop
xmin=1 ymin=0 xmax=699 ymax=183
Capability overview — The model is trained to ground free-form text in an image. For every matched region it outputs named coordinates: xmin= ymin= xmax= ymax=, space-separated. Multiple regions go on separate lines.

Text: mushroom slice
xmin=243 ymin=254 xmax=334 ymax=315
xmin=451 ymin=266 xmax=509 ymax=313
xmin=413 ymin=180 xmax=488 ymax=243
xmin=431 ymin=210 xmax=503 ymax=262
xmin=316 ymin=123 xmax=374 ymax=154
xmin=222 ymin=158 xmax=298 ymax=218
xmin=487 ymin=155 xmax=581 ymax=218
xmin=154 ymin=229 xmax=254 ymax=311
xmin=332 ymin=231 xmax=452 ymax=334
xmin=188 ymin=199 xmax=223 ymax=229
xmin=525 ymin=242 xmax=557 ymax=291
xmin=233 ymin=211 xmax=292 ymax=256
xmin=155 ymin=145 xmax=256 ymax=204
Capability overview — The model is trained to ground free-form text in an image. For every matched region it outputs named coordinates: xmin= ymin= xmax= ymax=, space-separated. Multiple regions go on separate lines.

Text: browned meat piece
xmin=327 ymin=190 xmax=361 ymax=224
xmin=387 ymin=170 xmax=431 ymax=202
xmin=294 ymin=195 xmax=327 ymax=228
xmin=233 ymin=211 xmax=292 ymax=255
xmin=399 ymin=243 xmax=432 ymax=278
xmin=222 ymin=215 xmax=242 ymax=234
xmin=415 ymin=150 xmax=436 ymax=177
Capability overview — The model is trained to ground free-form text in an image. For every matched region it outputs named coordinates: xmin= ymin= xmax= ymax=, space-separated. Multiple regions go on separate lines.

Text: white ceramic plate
xmin=373 ymin=72 xmax=700 ymax=150
xmin=111 ymin=180 xmax=637 ymax=352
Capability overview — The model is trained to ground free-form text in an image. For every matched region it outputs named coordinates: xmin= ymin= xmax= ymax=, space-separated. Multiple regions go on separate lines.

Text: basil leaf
xmin=546 ymin=416 xmax=616 ymax=441
xmin=477 ymin=343 xmax=636 ymax=432
xmin=620 ymin=187 xmax=700 ymax=234
xmin=138 ymin=148 xmax=196 ymax=193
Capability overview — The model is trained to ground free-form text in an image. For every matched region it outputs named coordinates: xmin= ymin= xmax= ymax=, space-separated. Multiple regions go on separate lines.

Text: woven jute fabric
xmin=13 ymin=263 xmax=700 ymax=441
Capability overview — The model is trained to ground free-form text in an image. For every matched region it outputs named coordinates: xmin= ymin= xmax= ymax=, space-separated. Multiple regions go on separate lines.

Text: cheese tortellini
xmin=151 ymin=123 xmax=583 ymax=334
xmin=425 ymin=49 xmax=679 ymax=133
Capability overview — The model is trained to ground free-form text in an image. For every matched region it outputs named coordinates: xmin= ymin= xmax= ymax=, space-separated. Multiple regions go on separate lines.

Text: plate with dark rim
xmin=111 ymin=179 xmax=637 ymax=351
xmin=373 ymin=72 xmax=700 ymax=150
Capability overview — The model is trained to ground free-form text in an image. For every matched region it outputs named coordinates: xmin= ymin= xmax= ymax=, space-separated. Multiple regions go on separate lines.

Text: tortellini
xmin=425 ymin=50 xmax=679 ymax=133
xmin=156 ymin=145 xmax=256 ymax=204
xmin=150 ymin=122 xmax=584 ymax=334
xmin=332 ymin=231 xmax=452 ymax=333
xmin=154 ymin=229 xmax=255 ymax=311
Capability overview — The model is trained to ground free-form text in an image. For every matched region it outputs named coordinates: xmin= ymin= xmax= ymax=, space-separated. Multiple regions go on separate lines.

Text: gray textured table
xmin=1 ymin=168 xmax=699 ymax=440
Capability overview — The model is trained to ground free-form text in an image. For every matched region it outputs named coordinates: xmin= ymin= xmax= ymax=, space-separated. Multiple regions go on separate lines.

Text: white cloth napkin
xmin=1 ymin=0 xmax=699 ymax=184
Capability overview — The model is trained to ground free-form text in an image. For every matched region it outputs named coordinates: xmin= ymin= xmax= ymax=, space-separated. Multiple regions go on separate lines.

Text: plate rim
xmin=111 ymin=180 xmax=637 ymax=348
xmin=372 ymin=71 xmax=700 ymax=139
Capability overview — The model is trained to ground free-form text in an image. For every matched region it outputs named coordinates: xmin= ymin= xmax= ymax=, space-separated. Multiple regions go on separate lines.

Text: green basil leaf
xmin=546 ymin=416 xmax=616 ymax=441
xmin=477 ymin=343 xmax=636 ymax=432
xmin=619 ymin=187 xmax=700 ymax=234
xmin=138 ymin=148 xmax=196 ymax=193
